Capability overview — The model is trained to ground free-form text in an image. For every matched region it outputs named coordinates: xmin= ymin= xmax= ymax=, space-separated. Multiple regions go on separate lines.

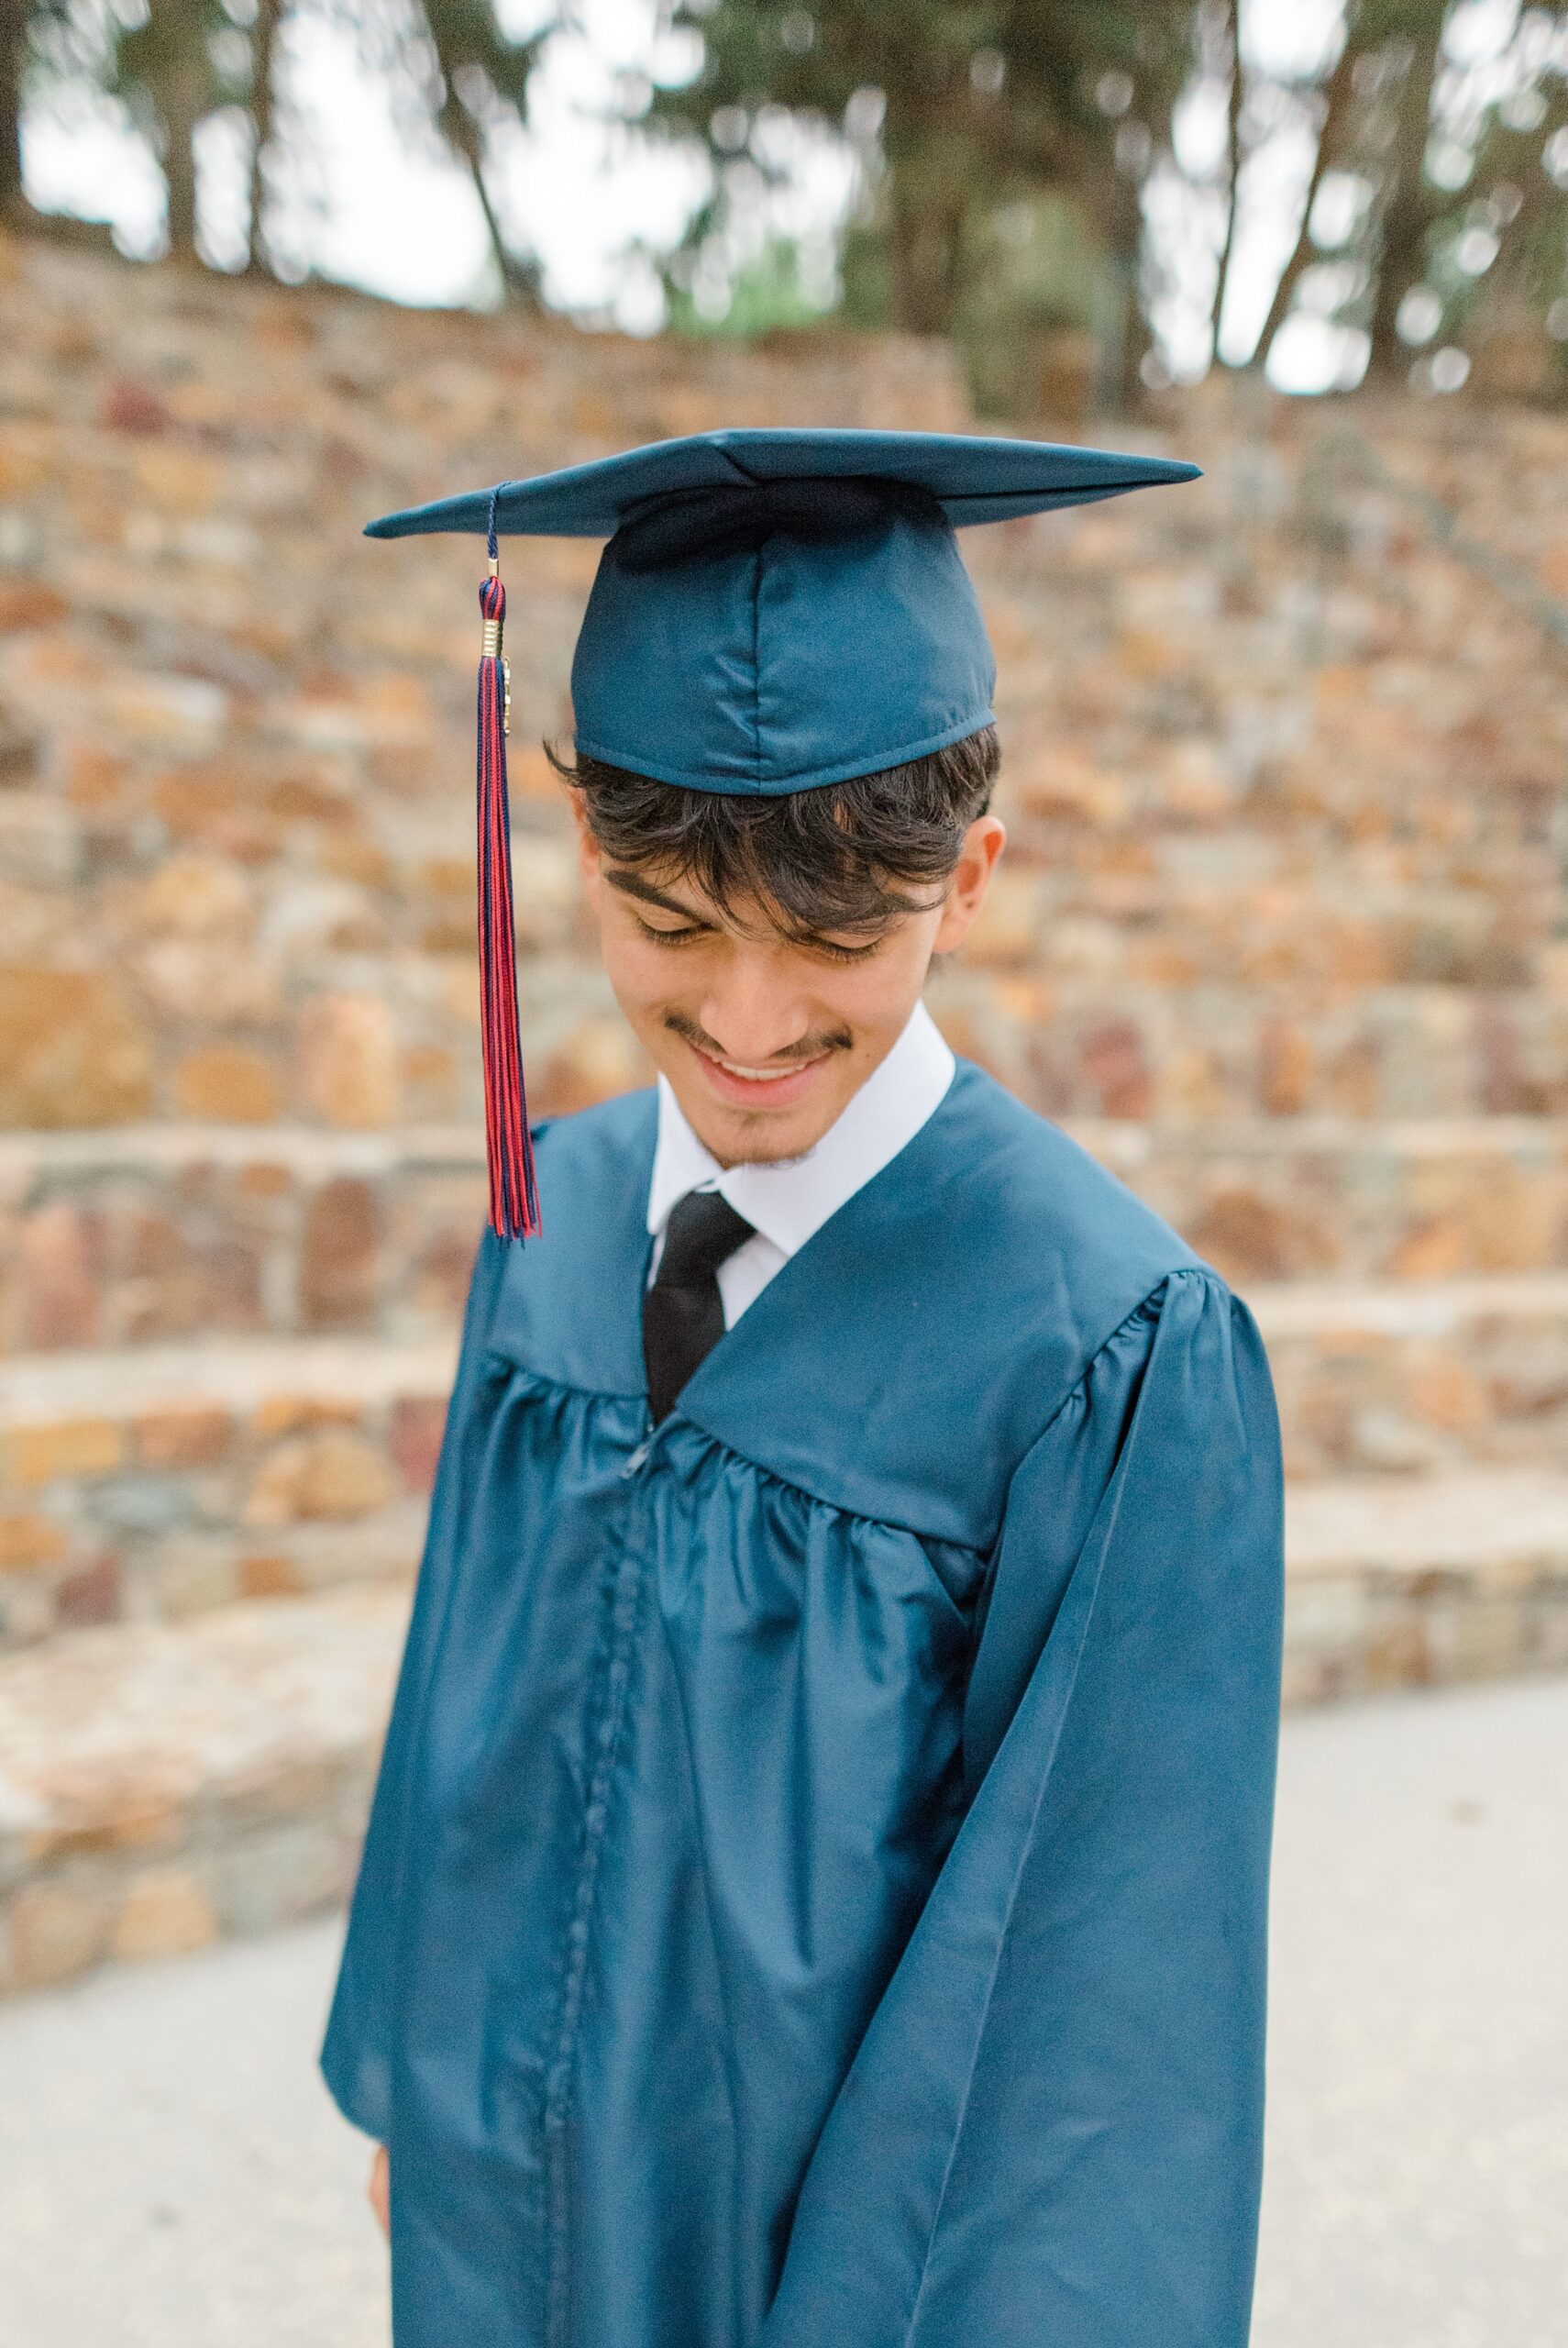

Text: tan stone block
xmin=297 ymin=991 xmax=400 ymax=1128
xmin=111 ymin=1867 xmax=218 ymax=1961
xmin=130 ymin=443 xmax=226 ymax=514
xmin=536 ymin=1018 xmax=646 ymax=1117
xmin=1014 ymin=749 xmax=1128 ymax=826
xmin=1154 ymin=739 xmax=1233 ymax=819
xmin=510 ymin=742 xmax=568 ymax=802
xmin=248 ymin=1393 xmax=363 ymax=1438
xmin=0 ymin=1511 xmax=71 ymax=1573
xmin=155 ymin=1545 xmax=239 ymax=1619
xmin=0 ymin=579 xmax=70 ymax=630
xmin=134 ymin=1404 xmax=233 ymax=1470
xmin=992 ymin=978 xmax=1054 ymax=1027
xmin=390 ymin=1395 xmax=448 ymax=1497
xmin=173 ymin=1044 xmax=282 ymax=1124
xmin=237 ymin=1551 xmax=306 ymax=1599
xmin=19 ymin=1201 xmax=101 ymax=1349
xmin=28 ymin=1765 xmax=189 ymax=1859
xmin=1117 ymin=625 xmax=1183 ymax=680
xmin=0 ymin=966 xmax=153 ymax=1127
xmin=1406 ymin=1357 xmax=1487 ymax=1434
xmin=1362 ymin=1619 xmax=1435 ymax=1691
xmin=960 ymin=869 xmax=1042 ymax=969
xmin=399 ymin=1041 xmax=458 ymax=1119
xmin=2 ymin=1417 xmax=124 ymax=1490
xmin=107 ymin=670 xmax=229 ymax=748
xmin=1188 ymin=1190 xmax=1340 ymax=1285
xmin=130 ymin=850 xmax=252 ymax=940
xmin=1077 ymin=1016 xmax=1153 ymax=1121
xmin=1257 ymin=1018 xmax=1314 ymax=1116
xmin=65 ymin=745 xmax=129 ymax=811
xmin=245 ymin=1429 xmax=395 ymax=1525
xmin=1383 ymin=1217 xmax=1469 ymax=1282
xmin=6 ymin=1880 xmax=113 ymax=1990
xmin=134 ymin=936 xmax=282 ymax=1024
xmin=299 ymin=1177 xmax=381 ymax=1330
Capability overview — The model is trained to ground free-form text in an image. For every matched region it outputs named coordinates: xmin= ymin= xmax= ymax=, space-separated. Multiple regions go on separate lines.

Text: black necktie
xmin=643 ymin=1190 xmax=756 ymax=1424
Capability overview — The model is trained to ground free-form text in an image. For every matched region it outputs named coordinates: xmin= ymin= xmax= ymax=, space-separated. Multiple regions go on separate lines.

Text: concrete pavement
xmin=3 ymin=1674 xmax=1565 ymax=2347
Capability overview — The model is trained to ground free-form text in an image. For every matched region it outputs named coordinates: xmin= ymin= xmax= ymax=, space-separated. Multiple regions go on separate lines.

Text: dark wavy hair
xmin=547 ymin=725 xmax=999 ymax=936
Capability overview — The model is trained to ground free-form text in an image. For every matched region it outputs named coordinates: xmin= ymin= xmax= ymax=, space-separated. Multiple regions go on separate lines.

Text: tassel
xmin=476 ymin=505 xmax=540 ymax=1241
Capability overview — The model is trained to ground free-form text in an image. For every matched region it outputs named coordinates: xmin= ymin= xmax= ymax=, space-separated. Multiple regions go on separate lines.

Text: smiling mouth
xmin=683 ymin=1036 xmax=837 ymax=1102
xmin=701 ymin=1049 xmax=829 ymax=1082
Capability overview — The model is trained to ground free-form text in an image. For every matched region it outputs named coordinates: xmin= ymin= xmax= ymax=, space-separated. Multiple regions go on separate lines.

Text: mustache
xmin=662 ymin=1011 xmax=854 ymax=1064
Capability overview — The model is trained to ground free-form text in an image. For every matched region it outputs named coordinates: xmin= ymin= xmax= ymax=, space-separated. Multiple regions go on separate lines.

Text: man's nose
xmin=697 ymin=957 xmax=813 ymax=1064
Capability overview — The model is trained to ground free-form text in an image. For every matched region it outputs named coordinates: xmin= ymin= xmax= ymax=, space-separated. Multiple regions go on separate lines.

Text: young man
xmin=322 ymin=430 xmax=1285 ymax=2348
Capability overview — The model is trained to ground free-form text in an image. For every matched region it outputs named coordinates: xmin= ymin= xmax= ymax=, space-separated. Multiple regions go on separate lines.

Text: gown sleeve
xmin=758 ymin=1265 xmax=1285 ymax=2348
xmin=319 ymin=1225 xmax=509 ymax=2143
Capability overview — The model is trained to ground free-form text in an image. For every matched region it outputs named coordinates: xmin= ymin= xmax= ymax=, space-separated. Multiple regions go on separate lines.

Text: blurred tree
xmin=645 ymin=0 xmax=1196 ymax=411
xmin=2 ymin=0 xmax=28 ymax=210
xmin=109 ymin=0 xmax=239 ymax=260
xmin=348 ymin=0 xmax=548 ymax=299
xmin=3 ymin=0 xmax=90 ymax=222
xmin=1238 ymin=0 xmax=1568 ymax=395
xmin=14 ymin=0 xmax=547 ymax=286
xmin=242 ymin=0 xmax=280 ymax=271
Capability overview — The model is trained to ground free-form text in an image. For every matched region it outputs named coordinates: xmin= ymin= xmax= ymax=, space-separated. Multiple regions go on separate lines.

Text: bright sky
xmin=18 ymin=0 xmax=1533 ymax=393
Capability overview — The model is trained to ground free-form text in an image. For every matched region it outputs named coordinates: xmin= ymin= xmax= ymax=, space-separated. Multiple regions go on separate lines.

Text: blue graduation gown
xmin=321 ymin=1061 xmax=1284 ymax=2348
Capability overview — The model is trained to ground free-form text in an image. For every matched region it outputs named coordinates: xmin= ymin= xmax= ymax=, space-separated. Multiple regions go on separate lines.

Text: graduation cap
xmin=365 ymin=427 xmax=1199 ymax=1242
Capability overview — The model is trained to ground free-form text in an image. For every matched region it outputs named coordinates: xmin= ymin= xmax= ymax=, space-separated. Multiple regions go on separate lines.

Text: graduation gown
xmin=321 ymin=1060 xmax=1285 ymax=2348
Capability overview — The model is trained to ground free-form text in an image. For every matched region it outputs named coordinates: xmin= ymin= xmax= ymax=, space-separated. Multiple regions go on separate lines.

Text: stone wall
xmin=1 ymin=235 xmax=1565 ymax=1993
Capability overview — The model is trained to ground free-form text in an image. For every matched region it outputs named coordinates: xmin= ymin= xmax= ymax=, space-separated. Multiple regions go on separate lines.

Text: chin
xmin=685 ymin=1102 xmax=826 ymax=1167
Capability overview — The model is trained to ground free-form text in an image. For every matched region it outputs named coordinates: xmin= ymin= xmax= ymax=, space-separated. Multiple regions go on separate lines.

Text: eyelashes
xmin=632 ymin=917 xmax=880 ymax=966
xmin=635 ymin=920 xmax=707 ymax=947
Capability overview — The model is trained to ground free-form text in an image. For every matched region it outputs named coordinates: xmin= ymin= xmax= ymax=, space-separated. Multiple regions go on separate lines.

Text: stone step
xmin=3 ymin=1275 xmax=1567 ymax=1651
xmin=5 ymin=1116 xmax=1566 ymax=1355
xmin=0 ymin=1588 xmax=405 ymax=1996
xmin=0 ymin=1335 xmax=452 ymax=1651
xmin=1282 ymin=1468 xmax=1568 ymax=1706
xmin=931 ymin=973 xmax=1568 ymax=1124
xmin=1249 ymin=1272 xmax=1568 ymax=1479
xmin=4 ymin=1463 xmax=1566 ymax=1995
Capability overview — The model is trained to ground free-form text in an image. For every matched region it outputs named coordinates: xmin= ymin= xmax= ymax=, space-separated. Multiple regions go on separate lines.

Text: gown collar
xmin=646 ymin=1001 xmax=955 ymax=1266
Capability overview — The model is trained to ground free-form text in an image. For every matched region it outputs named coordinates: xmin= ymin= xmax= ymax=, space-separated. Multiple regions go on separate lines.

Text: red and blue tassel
xmin=476 ymin=502 xmax=540 ymax=1241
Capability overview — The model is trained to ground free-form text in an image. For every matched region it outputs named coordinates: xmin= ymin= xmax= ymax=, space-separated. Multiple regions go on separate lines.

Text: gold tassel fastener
xmin=482 ymin=555 xmax=512 ymax=735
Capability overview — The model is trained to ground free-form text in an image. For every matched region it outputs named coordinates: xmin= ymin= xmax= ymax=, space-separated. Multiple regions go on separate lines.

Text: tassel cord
xmin=476 ymin=565 xmax=540 ymax=1240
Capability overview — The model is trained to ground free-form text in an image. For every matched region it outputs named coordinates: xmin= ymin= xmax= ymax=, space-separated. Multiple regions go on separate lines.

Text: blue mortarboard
xmin=365 ymin=428 xmax=1198 ymax=1237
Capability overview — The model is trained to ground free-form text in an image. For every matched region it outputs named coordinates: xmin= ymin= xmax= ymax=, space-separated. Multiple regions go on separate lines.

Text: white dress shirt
xmin=646 ymin=1000 xmax=956 ymax=1328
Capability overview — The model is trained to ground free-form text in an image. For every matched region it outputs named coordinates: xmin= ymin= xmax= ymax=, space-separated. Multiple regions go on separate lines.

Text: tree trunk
xmin=444 ymin=95 xmax=532 ymax=302
xmin=885 ymin=189 xmax=964 ymax=337
xmin=244 ymin=0 xmax=282 ymax=272
xmin=1253 ymin=34 xmax=1358 ymax=370
xmin=1213 ymin=2 xmax=1245 ymax=361
xmin=1364 ymin=22 xmax=1444 ymax=382
xmin=1 ymin=0 xmax=27 ymax=215
xmin=159 ymin=60 xmax=207 ymax=260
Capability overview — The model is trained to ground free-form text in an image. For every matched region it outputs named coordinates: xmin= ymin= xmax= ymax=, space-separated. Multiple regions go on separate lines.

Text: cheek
xmin=597 ymin=924 xmax=707 ymax=1024
xmin=845 ymin=924 xmax=941 ymax=1017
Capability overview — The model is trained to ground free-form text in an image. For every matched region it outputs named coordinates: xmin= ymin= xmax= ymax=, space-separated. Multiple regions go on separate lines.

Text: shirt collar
xmin=646 ymin=1000 xmax=955 ymax=1262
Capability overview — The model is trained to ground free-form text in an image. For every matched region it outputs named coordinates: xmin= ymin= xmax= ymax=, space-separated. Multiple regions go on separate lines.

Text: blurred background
xmin=0 ymin=3 xmax=1564 ymax=2342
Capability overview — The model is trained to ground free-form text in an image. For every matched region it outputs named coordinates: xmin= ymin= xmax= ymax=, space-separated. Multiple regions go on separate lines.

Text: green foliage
xmin=646 ymin=0 xmax=1195 ymax=404
xmin=667 ymin=234 xmax=834 ymax=336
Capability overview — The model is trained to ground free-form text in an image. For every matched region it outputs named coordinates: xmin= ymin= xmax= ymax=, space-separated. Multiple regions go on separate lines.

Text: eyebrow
xmin=602 ymin=868 xmax=715 ymax=925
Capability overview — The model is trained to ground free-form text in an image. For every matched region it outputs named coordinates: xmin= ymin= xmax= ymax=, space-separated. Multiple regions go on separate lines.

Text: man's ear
xmin=932 ymin=814 xmax=1007 ymax=954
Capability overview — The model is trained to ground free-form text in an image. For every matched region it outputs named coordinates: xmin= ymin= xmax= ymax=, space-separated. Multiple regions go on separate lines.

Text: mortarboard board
xmin=365 ymin=427 xmax=1199 ymax=1241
